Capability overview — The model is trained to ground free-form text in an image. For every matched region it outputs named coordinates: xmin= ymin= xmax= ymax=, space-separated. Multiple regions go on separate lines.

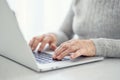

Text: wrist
xmin=89 ymin=40 xmax=96 ymax=56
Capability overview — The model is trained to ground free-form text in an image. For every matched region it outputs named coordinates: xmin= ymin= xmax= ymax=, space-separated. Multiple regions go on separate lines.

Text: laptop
xmin=0 ymin=0 xmax=104 ymax=72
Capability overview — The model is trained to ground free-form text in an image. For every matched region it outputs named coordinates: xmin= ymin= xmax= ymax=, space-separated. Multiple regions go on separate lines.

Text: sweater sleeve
xmin=53 ymin=4 xmax=75 ymax=46
xmin=91 ymin=38 xmax=120 ymax=58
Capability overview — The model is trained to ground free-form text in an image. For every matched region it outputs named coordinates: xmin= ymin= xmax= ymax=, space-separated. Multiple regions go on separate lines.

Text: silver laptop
xmin=0 ymin=0 xmax=104 ymax=72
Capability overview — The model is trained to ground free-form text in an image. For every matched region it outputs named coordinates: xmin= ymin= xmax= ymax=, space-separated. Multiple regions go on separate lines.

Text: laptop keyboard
xmin=33 ymin=52 xmax=70 ymax=64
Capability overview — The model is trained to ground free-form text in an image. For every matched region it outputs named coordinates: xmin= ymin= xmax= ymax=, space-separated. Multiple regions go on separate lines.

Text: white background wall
xmin=7 ymin=0 xmax=72 ymax=42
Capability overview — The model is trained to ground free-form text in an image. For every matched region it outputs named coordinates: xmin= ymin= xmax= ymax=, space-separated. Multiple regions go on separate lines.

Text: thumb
xmin=49 ymin=42 xmax=57 ymax=50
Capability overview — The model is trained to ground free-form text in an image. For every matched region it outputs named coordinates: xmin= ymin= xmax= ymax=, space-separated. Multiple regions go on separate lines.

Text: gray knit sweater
xmin=54 ymin=0 xmax=120 ymax=58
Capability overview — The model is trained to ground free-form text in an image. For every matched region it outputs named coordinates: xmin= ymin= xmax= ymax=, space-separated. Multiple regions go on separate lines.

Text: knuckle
xmin=32 ymin=43 xmax=37 ymax=47
xmin=61 ymin=43 xmax=69 ymax=48
xmin=33 ymin=36 xmax=37 ymax=40
xmin=43 ymin=38 xmax=49 ymax=43
xmin=68 ymin=46 xmax=78 ymax=52
xmin=69 ymin=47 xmax=73 ymax=50
xmin=33 ymin=37 xmax=40 ymax=42
xmin=32 ymin=45 xmax=36 ymax=48
xmin=34 ymin=35 xmax=44 ymax=41
xmin=63 ymin=44 xmax=68 ymax=48
xmin=49 ymin=34 xmax=56 ymax=40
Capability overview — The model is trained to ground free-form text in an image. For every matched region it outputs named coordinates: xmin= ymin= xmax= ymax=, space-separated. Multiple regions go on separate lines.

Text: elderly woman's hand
xmin=53 ymin=39 xmax=96 ymax=60
xmin=29 ymin=33 xmax=57 ymax=52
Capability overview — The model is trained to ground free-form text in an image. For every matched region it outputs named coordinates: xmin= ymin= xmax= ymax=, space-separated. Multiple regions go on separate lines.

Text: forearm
xmin=53 ymin=31 xmax=69 ymax=46
xmin=92 ymin=38 xmax=120 ymax=58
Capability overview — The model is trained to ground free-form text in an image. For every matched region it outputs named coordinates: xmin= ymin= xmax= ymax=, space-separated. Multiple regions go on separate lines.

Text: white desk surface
xmin=0 ymin=56 xmax=120 ymax=80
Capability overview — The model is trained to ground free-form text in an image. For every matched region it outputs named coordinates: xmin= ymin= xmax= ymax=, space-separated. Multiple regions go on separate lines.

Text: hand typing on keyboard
xmin=29 ymin=34 xmax=95 ymax=61
xmin=29 ymin=33 xmax=57 ymax=52
xmin=33 ymin=52 xmax=70 ymax=64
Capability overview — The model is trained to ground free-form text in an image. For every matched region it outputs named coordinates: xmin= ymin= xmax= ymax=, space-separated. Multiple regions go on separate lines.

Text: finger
xmin=71 ymin=49 xmax=86 ymax=59
xmin=53 ymin=46 xmax=75 ymax=59
xmin=31 ymin=36 xmax=44 ymax=51
xmin=38 ymin=37 xmax=49 ymax=52
xmin=53 ymin=46 xmax=66 ymax=59
xmin=49 ymin=42 xmax=57 ymax=50
xmin=30 ymin=35 xmax=44 ymax=48
xmin=54 ymin=43 xmax=68 ymax=58
xmin=56 ymin=48 xmax=73 ymax=60
xmin=31 ymin=39 xmax=40 ymax=51
xmin=29 ymin=39 xmax=34 ymax=48
xmin=29 ymin=37 xmax=37 ymax=48
xmin=36 ymin=35 xmax=45 ymax=42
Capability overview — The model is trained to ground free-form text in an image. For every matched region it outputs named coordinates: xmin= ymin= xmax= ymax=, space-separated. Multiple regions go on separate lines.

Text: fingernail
xmin=52 ymin=58 xmax=62 ymax=61
xmin=54 ymin=56 xmax=62 ymax=61
xmin=37 ymin=51 xmax=41 ymax=53
xmin=57 ymin=56 xmax=61 ymax=60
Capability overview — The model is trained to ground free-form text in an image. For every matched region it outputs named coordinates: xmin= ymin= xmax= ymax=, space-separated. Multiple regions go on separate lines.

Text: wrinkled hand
xmin=29 ymin=33 xmax=57 ymax=52
xmin=53 ymin=39 xmax=96 ymax=60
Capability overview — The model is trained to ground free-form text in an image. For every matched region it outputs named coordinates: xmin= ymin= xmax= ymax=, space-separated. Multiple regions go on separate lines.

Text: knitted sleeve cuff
xmin=53 ymin=31 xmax=69 ymax=46
xmin=91 ymin=38 xmax=107 ymax=57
